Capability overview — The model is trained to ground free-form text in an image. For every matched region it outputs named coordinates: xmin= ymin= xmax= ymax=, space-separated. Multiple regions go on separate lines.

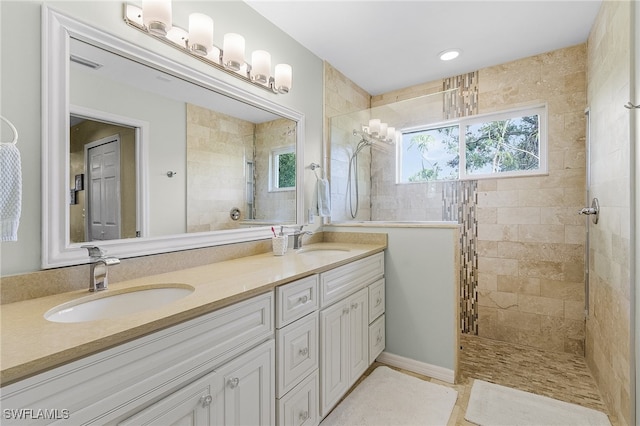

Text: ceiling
xmin=246 ymin=0 xmax=602 ymax=96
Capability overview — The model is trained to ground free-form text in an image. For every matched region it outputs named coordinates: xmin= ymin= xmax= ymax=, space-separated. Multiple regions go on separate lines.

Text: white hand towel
xmin=1 ymin=144 xmax=22 ymax=241
xmin=317 ymin=177 xmax=331 ymax=217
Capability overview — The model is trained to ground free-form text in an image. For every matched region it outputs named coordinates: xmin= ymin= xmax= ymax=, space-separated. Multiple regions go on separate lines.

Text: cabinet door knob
xmin=298 ymin=295 xmax=309 ymax=304
xmin=200 ymin=394 xmax=213 ymax=407
xmin=342 ymin=308 xmax=350 ymax=315
xmin=299 ymin=347 xmax=309 ymax=356
xmin=351 ymin=302 xmax=359 ymax=310
xmin=299 ymin=410 xmax=309 ymax=421
xmin=227 ymin=377 xmax=240 ymax=389
xmin=376 ymin=297 xmax=382 ymax=306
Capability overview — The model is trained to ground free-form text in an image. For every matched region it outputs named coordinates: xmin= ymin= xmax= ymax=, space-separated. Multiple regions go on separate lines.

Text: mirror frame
xmin=42 ymin=7 xmax=305 ymax=268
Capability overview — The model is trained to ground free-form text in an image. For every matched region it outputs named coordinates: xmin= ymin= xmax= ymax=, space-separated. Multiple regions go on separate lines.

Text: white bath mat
xmin=320 ymin=366 xmax=458 ymax=426
xmin=465 ymin=379 xmax=611 ymax=426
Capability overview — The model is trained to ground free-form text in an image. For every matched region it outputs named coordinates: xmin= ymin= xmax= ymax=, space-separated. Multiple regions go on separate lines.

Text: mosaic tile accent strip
xmin=443 ymin=180 xmax=478 ymax=335
xmin=443 ymin=71 xmax=479 ymax=119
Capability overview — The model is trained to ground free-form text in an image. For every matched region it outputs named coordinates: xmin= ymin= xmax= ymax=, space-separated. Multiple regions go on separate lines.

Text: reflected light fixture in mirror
xmin=358 ymin=119 xmax=396 ymax=144
xmin=124 ymin=3 xmax=292 ymax=94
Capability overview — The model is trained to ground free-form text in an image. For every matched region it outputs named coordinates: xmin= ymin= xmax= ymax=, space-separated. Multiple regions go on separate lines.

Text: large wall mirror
xmin=43 ymin=7 xmax=304 ymax=268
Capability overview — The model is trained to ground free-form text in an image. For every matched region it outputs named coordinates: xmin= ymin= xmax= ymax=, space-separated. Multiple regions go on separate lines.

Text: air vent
xmin=70 ymin=54 xmax=103 ymax=70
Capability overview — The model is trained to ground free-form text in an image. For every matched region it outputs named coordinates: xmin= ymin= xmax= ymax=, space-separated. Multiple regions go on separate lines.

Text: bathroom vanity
xmin=0 ymin=242 xmax=385 ymax=425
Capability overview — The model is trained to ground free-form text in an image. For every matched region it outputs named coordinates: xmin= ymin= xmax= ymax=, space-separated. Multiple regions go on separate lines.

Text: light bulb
xmin=188 ymin=13 xmax=214 ymax=56
xmin=223 ymin=33 xmax=245 ymax=71
xmin=142 ymin=0 xmax=172 ymax=36
xmin=275 ymin=64 xmax=292 ymax=93
xmin=251 ymin=50 xmax=271 ymax=85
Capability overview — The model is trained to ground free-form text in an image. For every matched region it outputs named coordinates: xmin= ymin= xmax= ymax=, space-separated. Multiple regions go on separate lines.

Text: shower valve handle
xmin=578 ymin=207 xmax=597 ymax=215
xmin=578 ymin=198 xmax=599 ymax=224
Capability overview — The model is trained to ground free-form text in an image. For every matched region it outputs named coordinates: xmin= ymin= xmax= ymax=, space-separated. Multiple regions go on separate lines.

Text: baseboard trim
xmin=376 ymin=351 xmax=455 ymax=384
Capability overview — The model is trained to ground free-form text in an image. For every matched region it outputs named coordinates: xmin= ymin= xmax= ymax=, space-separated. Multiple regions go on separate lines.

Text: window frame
xmin=269 ymin=145 xmax=296 ymax=192
xmin=397 ymin=103 xmax=548 ymax=183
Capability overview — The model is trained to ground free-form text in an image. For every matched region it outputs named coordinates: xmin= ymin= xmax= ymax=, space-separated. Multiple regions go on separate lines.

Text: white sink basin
xmin=44 ymin=285 xmax=195 ymax=323
xmin=296 ymin=246 xmax=351 ymax=255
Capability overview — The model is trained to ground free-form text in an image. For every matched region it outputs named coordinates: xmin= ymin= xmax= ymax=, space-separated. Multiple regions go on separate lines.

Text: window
xmin=398 ymin=105 xmax=547 ymax=182
xmin=270 ymin=146 xmax=296 ymax=191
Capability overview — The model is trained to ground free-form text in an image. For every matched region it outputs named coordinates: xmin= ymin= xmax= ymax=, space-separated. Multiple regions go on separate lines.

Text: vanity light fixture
xmin=439 ymin=49 xmax=461 ymax=61
xmin=123 ymin=3 xmax=292 ymax=94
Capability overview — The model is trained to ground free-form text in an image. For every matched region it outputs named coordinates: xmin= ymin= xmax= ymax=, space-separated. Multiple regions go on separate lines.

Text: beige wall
xmin=586 ymin=1 xmax=632 ymax=424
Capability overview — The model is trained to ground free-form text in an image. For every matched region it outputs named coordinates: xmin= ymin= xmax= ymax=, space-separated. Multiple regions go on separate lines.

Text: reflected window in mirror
xmin=271 ymin=146 xmax=296 ymax=191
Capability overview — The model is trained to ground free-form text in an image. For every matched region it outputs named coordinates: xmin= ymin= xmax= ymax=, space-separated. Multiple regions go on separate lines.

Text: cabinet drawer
xmin=320 ymin=252 xmax=384 ymax=307
xmin=276 ymin=313 xmax=319 ymax=398
xmin=368 ymin=278 xmax=385 ymax=323
xmin=277 ymin=370 xmax=319 ymax=426
xmin=276 ymin=275 xmax=319 ymax=328
xmin=369 ymin=314 xmax=385 ymax=364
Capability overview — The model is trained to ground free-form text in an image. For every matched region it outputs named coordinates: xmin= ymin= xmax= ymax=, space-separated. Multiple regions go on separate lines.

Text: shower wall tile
xmin=471 ymin=43 xmax=588 ymax=358
xmin=517 ymin=294 xmax=564 ymax=317
xmin=496 ymin=207 xmax=541 ymax=224
xmin=186 ymin=104 xmax=254 ymax=232
xmin=477 ymin=224 xmax=519 ymax=241
xmin=497 ymin=276 xmax=541 ymax=296
xmin=324 ymin=62 xmax=372 ymax=222
xmin=478 ymin=272 xmax=497 ymax=291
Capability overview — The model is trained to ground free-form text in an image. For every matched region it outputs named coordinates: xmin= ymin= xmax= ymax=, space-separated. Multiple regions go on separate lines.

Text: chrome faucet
xmin=82 ymin=245 xmax=120 ymax=292
xmin=292 ymin=226 xmax=313 ymax=250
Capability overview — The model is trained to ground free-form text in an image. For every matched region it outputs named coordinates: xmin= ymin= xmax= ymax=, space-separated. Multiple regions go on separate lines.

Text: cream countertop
xmin=0 ymin=242 xmax=385 ymax=386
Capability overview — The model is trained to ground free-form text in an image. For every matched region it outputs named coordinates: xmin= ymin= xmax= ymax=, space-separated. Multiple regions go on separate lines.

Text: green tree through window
xmin=278 ymin=152 xmax=296 ymax=188
xmin=398 ymin=106 xmax=545 ymax=182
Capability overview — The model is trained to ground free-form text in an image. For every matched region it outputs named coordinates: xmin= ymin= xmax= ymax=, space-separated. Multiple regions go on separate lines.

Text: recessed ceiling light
xmin=439 ymin=49 xmax=461 ymax=61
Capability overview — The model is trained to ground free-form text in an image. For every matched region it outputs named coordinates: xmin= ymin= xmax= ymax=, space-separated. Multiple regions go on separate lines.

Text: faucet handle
xmin=82 ymin=245 xmax=106 ymax=259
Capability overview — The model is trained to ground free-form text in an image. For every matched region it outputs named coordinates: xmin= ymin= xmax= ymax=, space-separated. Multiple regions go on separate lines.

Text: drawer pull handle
xmin=227 ymin=377 xmax=240 ymax=389
xmin=299 ymin=410 xmax=309 ymax=421
xmin=299 ymin=347 xmax=309 ymax=356
xmin=298 ymin=295 xmax=309 ymax=304
xmin=201 ymin=394 xmax=213 ymax=407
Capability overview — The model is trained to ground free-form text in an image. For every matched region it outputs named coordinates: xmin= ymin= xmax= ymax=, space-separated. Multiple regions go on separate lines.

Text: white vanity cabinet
xmin=119 ymin=339 xmax=274 ymax=426
xmin=318 ymin=253 xmax=385 ymax=418
xmin=275 ymin=275 xmax=320 ymax=426
xmin=0 ymin=292 xmax=274 ymax=426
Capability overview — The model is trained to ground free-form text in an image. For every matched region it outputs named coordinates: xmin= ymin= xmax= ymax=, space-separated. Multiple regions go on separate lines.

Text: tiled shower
xmin=325 ymin=5 xmax=634 ymax=418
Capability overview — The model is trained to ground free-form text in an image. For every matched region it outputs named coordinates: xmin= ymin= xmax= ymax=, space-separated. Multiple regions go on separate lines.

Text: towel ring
xmin=0 ymin=116 xmax=18 ymax=145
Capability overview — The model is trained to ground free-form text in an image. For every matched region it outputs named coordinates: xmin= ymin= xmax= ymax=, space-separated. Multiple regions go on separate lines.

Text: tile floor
xmin=354 ymin=334 xmax=618 ymax=426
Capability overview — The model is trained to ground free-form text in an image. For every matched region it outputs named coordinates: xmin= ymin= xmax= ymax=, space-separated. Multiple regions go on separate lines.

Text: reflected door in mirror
xmin=70 ymin=116 xmax=137 ymax=243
